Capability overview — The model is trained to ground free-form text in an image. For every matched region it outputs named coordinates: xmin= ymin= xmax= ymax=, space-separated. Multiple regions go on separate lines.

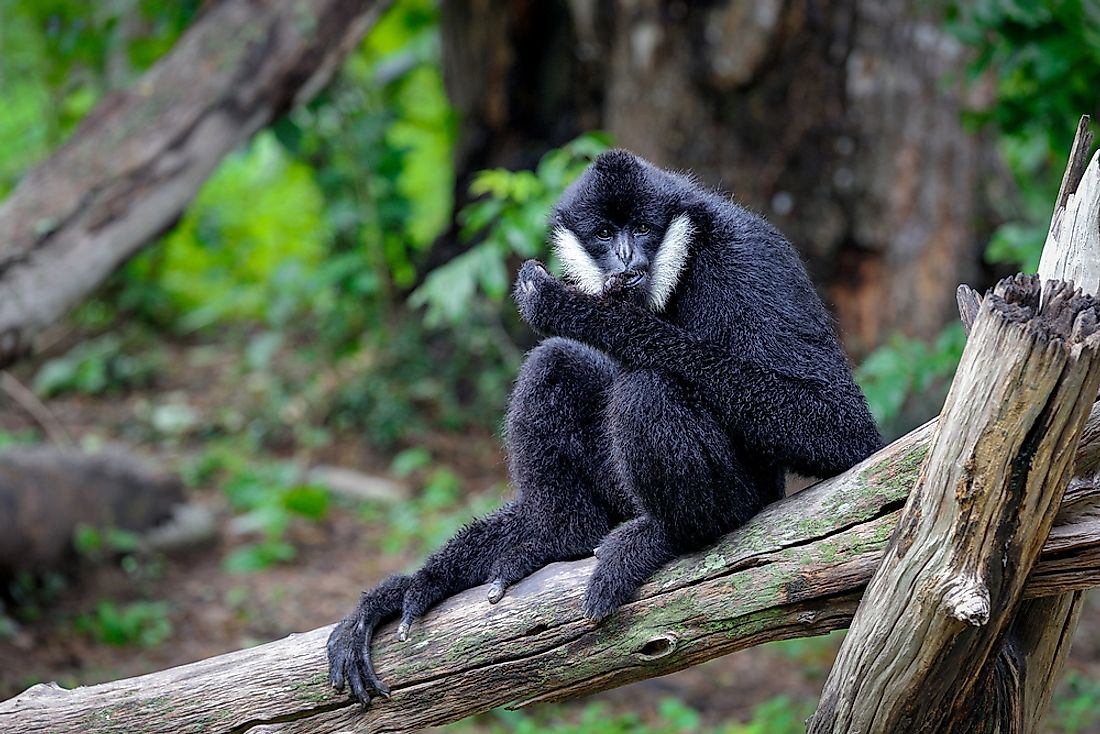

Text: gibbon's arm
xmin=515 ymin=261 xmax=882 ymax=476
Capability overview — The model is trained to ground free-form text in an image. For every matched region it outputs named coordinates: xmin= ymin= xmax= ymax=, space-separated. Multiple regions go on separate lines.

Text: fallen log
xmin=0 ymin=446 xmax=183 ymax=575
xmin=0 ymin=0 xmax=391 ymax=367
xmin=4 ymin=416 xmax=1100 ymax=734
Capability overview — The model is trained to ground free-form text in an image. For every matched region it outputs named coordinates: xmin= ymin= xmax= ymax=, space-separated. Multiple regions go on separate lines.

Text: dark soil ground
xmin=2 ymin=336 xmax=1099 ymax=732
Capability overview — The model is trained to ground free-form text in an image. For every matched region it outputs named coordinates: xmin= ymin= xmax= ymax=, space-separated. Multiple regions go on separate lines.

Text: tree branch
xmin=5 ymin=417 xmax=1100 ymax=733
xmin=0 ymin=0 xmax=391 ymax=367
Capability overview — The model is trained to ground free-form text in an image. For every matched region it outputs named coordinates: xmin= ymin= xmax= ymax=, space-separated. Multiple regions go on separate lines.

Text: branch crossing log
xmin=809 ymin=276 xmax=1100 ymax=734
xmin=811 ymin=117 xmax=1100 ymax=734
xmin=0 ymin=0 xmax=391 ymax=367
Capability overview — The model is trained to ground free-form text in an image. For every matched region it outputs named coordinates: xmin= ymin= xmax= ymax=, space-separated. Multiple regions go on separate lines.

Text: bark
xmin=0 ymin=0 xmax=391 ymax=367
xmin=810 ymin=120 xmax=1100 ymax=734
xmin=963 ymin=118 xmax=1100 ymax=734
xmin=5 ymin=418 xmax=1100 ymax=733
xmin=809 ymin=275 xmax=1100 ymax=734
xmin=439 ymin=0 xmax=992 ymax=356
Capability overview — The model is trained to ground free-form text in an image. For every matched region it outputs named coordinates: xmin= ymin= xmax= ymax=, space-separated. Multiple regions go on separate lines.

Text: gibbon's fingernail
xmin=487 ymin=580 xmax=504 ymax=604
xmin=397 ymin=621 xmax=410 ymax=642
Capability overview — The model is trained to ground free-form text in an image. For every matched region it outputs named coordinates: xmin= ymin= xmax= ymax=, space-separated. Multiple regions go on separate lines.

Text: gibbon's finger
xmin=346 ymin=658 xmax=373 ymax=708
xmin=326 ymin=618 xmax=353 ymax=691
xmin=360 ymin=624 xmax=391 ymax=698
xmin=486 ymin=578 xmax=506 ymax=604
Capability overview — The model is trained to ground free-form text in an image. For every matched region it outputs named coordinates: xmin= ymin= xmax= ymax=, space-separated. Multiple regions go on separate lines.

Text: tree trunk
xmin=810 ymin=120 xmax=1100 ymax=734
xmin=0 ymin=0 xmax=391 ymax=368
xmin=5 ymin=413 xmax=1100 ymax=733
xmin=438 ymin=0 xmax=992 ymax=356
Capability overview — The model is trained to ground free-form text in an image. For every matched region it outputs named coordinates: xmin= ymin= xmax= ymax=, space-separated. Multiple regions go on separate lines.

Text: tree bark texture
xmin=0 ymin=0 xmax=391 ymax=367
xmin=811 ymin=122 xmax=1100 ymax=734
xmin=809 ymin=275 xmax=1100 ymax=734
xmin=6 ymin=416 xmax=1100 ymax=733
xmin=438 ymin=0 xmax=993 ymax=356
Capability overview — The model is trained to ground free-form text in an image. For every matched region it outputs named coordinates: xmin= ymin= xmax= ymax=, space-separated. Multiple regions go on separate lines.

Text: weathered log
xmin=6 ymin=416 xmax=1100 ymax=734
xmin=810 ymin=117 xmax=1100 ymax=734
xmin=973 ymin=117 xmax=1100 ymax=734
xmin=0 ymin=0 xmax=390 ymax=367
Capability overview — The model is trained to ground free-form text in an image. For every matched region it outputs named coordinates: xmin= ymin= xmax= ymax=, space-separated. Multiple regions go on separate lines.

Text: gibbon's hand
xmin=514 ymin=259 xmax=569 ymax=335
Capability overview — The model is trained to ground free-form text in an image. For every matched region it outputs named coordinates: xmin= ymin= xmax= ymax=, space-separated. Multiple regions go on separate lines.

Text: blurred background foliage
xmin=2 ymin=0 xmax=1100 ymax=730
xmin=858 ymin=0 xmax=1100 ymax=434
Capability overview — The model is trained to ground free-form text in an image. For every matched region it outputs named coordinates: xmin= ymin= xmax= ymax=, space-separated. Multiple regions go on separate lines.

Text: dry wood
xmin=0 ymin=0 xmax=391 ymax=367
xmin=6 ymin=417 xmax=1100 ymax=734
xmin=975 ymin=116 xmax=1100 ymax=734
xmin=810 ymin=117 xmax=1100 ymax=734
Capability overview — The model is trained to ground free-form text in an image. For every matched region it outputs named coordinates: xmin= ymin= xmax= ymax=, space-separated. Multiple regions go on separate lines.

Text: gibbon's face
xmin=550 ymin=150 xmax=693 ymax=312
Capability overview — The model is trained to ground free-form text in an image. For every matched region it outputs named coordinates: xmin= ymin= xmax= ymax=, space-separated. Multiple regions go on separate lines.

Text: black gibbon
xmin=327 ymin=150 xmax=883 ymax=704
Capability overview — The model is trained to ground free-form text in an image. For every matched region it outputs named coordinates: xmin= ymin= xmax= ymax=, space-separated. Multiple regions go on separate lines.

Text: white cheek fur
xmin=648 ymin=213 xmax=693 ymax=312
xmin=553 ymin=226 xmax=605 ymax=296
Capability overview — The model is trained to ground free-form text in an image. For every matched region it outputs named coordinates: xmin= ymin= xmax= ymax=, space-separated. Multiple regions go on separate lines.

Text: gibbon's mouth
xmin=602 ymin=268 xmax=642 ymax=297
xmin=602 ymin=269 xmax=648 ymax=297
xmin=621 ymin=269 xmax=647 ymax=289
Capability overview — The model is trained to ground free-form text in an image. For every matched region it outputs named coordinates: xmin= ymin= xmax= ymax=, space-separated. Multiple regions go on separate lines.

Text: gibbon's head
xmin=550 ymin=150 xmax=694 ymax=312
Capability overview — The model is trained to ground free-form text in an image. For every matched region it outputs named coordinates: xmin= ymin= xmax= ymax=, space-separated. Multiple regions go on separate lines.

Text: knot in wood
xmin=636 ymin=633 xmax=678 ymax=661
xmin=942 ymin=576 xmax=990 ymax=626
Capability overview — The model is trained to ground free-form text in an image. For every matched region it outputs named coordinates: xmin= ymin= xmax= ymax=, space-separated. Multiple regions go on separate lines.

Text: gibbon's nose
xmin=613 ymin=235 xmax=649 ymax=279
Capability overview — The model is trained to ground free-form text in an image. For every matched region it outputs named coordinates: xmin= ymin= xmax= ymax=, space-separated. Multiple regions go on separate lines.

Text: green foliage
xmin=947 ymin=0 xmax=1100 ymax=271
xmin=855 ymin=324 xmax=966 ymax=427
xmin=73 ymin=524 xmax=141 ymax=559
xmin=122 ymin=132 xmax=331 ymax=330
xmin=0 ymin=428 xmax=41 ymax=448
xmin=359 ymin=451 xmax=503 ymax=557
xmin=411 ymin=133 xmax=611 ymax=327
xmin=445 ymin=697 xmax=812 ymax=734
xmin=0 ymin=0 xmax=197 ymax=195
xmin=74 ymin=600 xmax=172 ymax=647
xmin=183 ymin=446 xmax=330 ymax=574
xmin=1050 ymin=671 xmax=1100 ymax=734
xmin=33 ymin=333 xmax=162 ymax=397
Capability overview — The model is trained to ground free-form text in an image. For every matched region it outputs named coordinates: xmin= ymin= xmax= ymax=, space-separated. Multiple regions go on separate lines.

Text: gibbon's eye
xmin=634 ymin=223 xmax=651 ymax=235
xmin=596 ymin=227 xmax=614 ymax=240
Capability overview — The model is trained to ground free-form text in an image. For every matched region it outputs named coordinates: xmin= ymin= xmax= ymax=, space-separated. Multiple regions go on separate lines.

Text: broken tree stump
xmin=810 ymin=116 xmax=1100 ymax=734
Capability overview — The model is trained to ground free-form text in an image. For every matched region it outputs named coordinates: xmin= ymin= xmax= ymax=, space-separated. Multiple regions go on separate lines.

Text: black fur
xmin=327 ymin=150 xmax=883 ymax=703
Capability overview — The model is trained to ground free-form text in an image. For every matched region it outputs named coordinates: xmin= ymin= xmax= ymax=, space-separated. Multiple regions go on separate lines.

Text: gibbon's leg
xmin=328 ymin=505 xmax=523 ymax=703
xmin=329 ymin=337 xmax=625 ymax=703
xmin=485 ymin=336 xmax=624 ymax=603
xmin=584 ymin=368 xmax=778 ymax=621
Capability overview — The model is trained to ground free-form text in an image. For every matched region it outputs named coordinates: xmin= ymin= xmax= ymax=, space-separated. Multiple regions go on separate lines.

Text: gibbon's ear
xmin=648 ymin=214 xmax=694 ymax=311
xmin=553 ymin=226 xmax=605 ymax=296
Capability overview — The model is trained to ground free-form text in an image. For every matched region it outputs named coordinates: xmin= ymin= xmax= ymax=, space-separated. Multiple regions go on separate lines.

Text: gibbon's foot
xmin=486 ymin=579 xmax=506 ymax=604
xmin=327 ymin=575 xmax=410 ymax=705
xmin=581 ymin=517 xmax=675 ymax=622
xmin=583 ymin=561 xmax=636 ymax=622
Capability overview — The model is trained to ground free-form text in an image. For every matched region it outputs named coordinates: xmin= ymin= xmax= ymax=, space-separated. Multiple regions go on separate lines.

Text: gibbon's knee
xmin=506 ymin=337 xmax=617 ymax=494
xmin=509 ymin=337 xmax=615 ymax=416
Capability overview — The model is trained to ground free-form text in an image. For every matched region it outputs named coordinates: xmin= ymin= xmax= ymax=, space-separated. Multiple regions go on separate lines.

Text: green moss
xmin=859 ymin=441 xmax=929 ymax=501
